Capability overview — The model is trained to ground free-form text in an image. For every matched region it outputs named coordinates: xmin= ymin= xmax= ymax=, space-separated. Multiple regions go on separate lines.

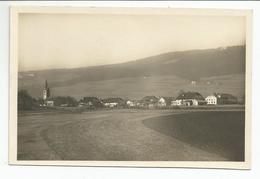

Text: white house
xmin=192 ymin=99 xmax=199 ymax=106
xmin=158 ymin=97 xmax=167 ymax=107
xmin=172 ymin=92 xmax=207 ymax=106
xmin=126 ymin=100 xmax=135 ymax=107
xmin=205 ymin=95 xmax=217 ymax=105
xmin=46 ymin=100 xmax=54 ymax=107
xmin=157 ymin=97 xmax=175 ymax=108
xmin=102 ymin=98 xmax=125 ymax=108
xmin=205 ymin=93 xmax=238 ymax=105
xmin=171 ymin=99 xmax=182 ymax=106
xmin=104 ymin=102 xmax=118 ymax=108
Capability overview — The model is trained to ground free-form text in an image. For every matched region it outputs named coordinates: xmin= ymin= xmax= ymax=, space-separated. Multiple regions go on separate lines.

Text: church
xmin=42 ymin=80 xmax=54 ymax=106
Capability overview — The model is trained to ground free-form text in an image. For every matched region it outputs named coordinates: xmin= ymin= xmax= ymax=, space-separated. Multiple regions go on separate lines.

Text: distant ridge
xmin=19 ymin=45 xmax=245 ymax=99
xmin=20 ymin=45 xmax=245 ymax=81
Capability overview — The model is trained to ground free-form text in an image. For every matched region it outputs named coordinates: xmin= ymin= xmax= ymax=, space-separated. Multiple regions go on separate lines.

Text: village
xmin=35 ymin=80 xmax=243 ymax=110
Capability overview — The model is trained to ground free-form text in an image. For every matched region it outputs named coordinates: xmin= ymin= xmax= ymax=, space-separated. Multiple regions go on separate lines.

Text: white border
xmin=8 ymin=5 xmax=252 ymax=170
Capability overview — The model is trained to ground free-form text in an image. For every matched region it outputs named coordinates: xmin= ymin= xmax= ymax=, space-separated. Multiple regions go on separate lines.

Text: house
xmin=140 ymin=96 xmax=159 ymax=108
xmin=206 ymin=93 xmax=238 ymax=105
xmin=171 ymin=100 xmax=182 ymax=106
xmin=158 ymin=97 xmax=175 ymax=107
xmin=46 ymin=100 xmax=54 ymax=107
xmin=126 ymin=100 xmax=135 ymax=107
xmin=172 ymin=92 xmax=206 ymax=106
xmin=126 ymin=100 xmax=140 ymax=108
xmin=102 ymin=98 xmax=126 ymax=108
xmin=79 ymin=97 xmax=103 ymax=108
xmin=126 ymin=100 xmax=138 ymax=107
xmin=216 ymin=93 xmax=238 ymax=104
xmin=205 ymin=95 xmax=217 ymax=105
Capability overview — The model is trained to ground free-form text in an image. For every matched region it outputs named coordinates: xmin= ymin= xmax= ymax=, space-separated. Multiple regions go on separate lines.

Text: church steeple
xmin=43 ymin=80 xmax=50 ymax=100
xmin=45 ymin=80 xmax=48 ymax=89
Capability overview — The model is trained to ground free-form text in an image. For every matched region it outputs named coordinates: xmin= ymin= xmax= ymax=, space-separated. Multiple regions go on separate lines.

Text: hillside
xmin=18 ymin=46 xmax=245 ymax=99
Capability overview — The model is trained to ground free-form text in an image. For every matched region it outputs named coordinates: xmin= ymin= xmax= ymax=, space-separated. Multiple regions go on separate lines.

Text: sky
xmin=18 ymin=13 xmax=245 ymax=71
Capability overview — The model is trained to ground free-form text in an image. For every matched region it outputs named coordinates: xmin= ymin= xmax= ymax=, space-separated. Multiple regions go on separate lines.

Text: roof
xmin=206 ymin=95 xmax=217 ymax=98
xmin=160 ymin=97 xmax=175 ymax=104
xmin=127 ymin=100 xmax=140 ymax=103
xmin=82 ymin=97 xmax=101 ymax=103
xmin=160 ymin=96 xmax=175 ymax=101
xmin=176 ymin=92 xmax=204 ymax=100
xmin=214 ymin=93 xmax=237 ymax=99
xmin=141 ymin=96 xmax=159 ymax=103
xmin=102 ymin=98 xmax=125 ymax=103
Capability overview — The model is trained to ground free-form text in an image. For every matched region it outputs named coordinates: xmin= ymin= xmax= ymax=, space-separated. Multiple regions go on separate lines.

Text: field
xmin=19 ymin=74 xmax=245 ymax=100
xmin=18 ymin=109 xmax=245 ymax=161
xmin=18 ymin=45 xmax=245 ymax=100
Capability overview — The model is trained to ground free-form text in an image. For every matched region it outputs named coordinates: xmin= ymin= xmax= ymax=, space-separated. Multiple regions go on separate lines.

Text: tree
xmin=51 ymin=96 xmax=78 ymax=107
xmin=177 ymin=89 xmax=185 ymax=96
xmin=18 ymin=90 xmax=37 ymax=110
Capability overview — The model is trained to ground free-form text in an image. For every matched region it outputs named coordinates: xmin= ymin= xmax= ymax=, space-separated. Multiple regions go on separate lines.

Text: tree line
xmin=18 ymin=90 xmax=78 ymax=110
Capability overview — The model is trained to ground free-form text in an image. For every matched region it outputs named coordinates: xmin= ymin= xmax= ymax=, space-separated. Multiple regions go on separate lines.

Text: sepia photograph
xmin=9 ymin=7 xmax=252 ymax=169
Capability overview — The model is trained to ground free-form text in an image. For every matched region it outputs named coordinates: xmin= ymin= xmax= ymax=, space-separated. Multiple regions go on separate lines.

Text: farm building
xmin=158 ymin=97 xmax=175 ymax=107
xmin=102 ymin=98 xmax=126 ymax=108
xmin=172 ymin=92 xmax=206 ymax=106
xmin=171 ymin=100 xmax=182 ymax=106
xmin=126 ymin=100 xmax=134 ymax=107
xmin=126 ymin=100 xmax=140 ymax=108
xmin=79 ymin=97 xmax=103 ymax=108
xmin=206 ymin=93 xmax=238 ymax=105
xmin=140 ymin=96 xmax=159 ymax=108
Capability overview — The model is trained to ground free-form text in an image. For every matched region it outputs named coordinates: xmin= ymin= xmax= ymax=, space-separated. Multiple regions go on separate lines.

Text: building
xmin=46 ymin=100 xmax=54 ymax=107
xmin=140 ymin=96 xmax=159 ymax=108
xmin=206 ymin=93 xmax=238 ymax=105
xmin=102 ymin=98 xmax=125 ymax=108
xmin=42 ymin=80 xmax=54 ymax=106
xmin=126 ymin=100 xmax=141 ymax=108
xmin=158 ymin=97 xmax=175 ymax=107
xmin=216 ymin=93 xmax=238 ymax=104
xmin=126 ymin=100 xmax=135 ymax=107
xmin=79 ymin=97 xmax=103 ymax=108
xmin=158 ymin=97 xmax=167 ymax=107
xmin=172 ymin=92 xmax=206 ymax=106
xmin=43 ymin=80 xmax=50 ymax=100
xmin=171 ymin=100 xmax=182 ymax=106
xmin=205 ymin=95 xmax=217 ymax=105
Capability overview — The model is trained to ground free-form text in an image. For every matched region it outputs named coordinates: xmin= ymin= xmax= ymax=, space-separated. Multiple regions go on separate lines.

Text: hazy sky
xmin=19 ymin=13 xmax=245 ymax=71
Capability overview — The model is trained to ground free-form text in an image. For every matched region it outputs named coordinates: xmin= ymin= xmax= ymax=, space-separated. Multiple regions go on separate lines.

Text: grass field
xmin=19 ymin=74 xmax=245 ymax=100
xmin=18 ymin=109 xmax=245 ymax=161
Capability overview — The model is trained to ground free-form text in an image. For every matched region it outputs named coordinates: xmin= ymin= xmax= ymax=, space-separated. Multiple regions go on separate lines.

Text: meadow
xmin=19 ymin=74 xmax=245 ymax=101
xmin=17 ymin=108 xmax=245 ymax=161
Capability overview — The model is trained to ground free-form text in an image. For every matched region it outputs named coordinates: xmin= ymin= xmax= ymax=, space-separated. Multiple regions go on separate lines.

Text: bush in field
xmin=18 ymin=90 xmax=37 ymax=110
xmin=51 ymin=96 xmax=78 ymax=107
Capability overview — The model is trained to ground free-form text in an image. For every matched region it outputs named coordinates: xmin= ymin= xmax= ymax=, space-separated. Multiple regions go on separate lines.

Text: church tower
xmin=43 ymin=80 xmax=50 ymax=100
